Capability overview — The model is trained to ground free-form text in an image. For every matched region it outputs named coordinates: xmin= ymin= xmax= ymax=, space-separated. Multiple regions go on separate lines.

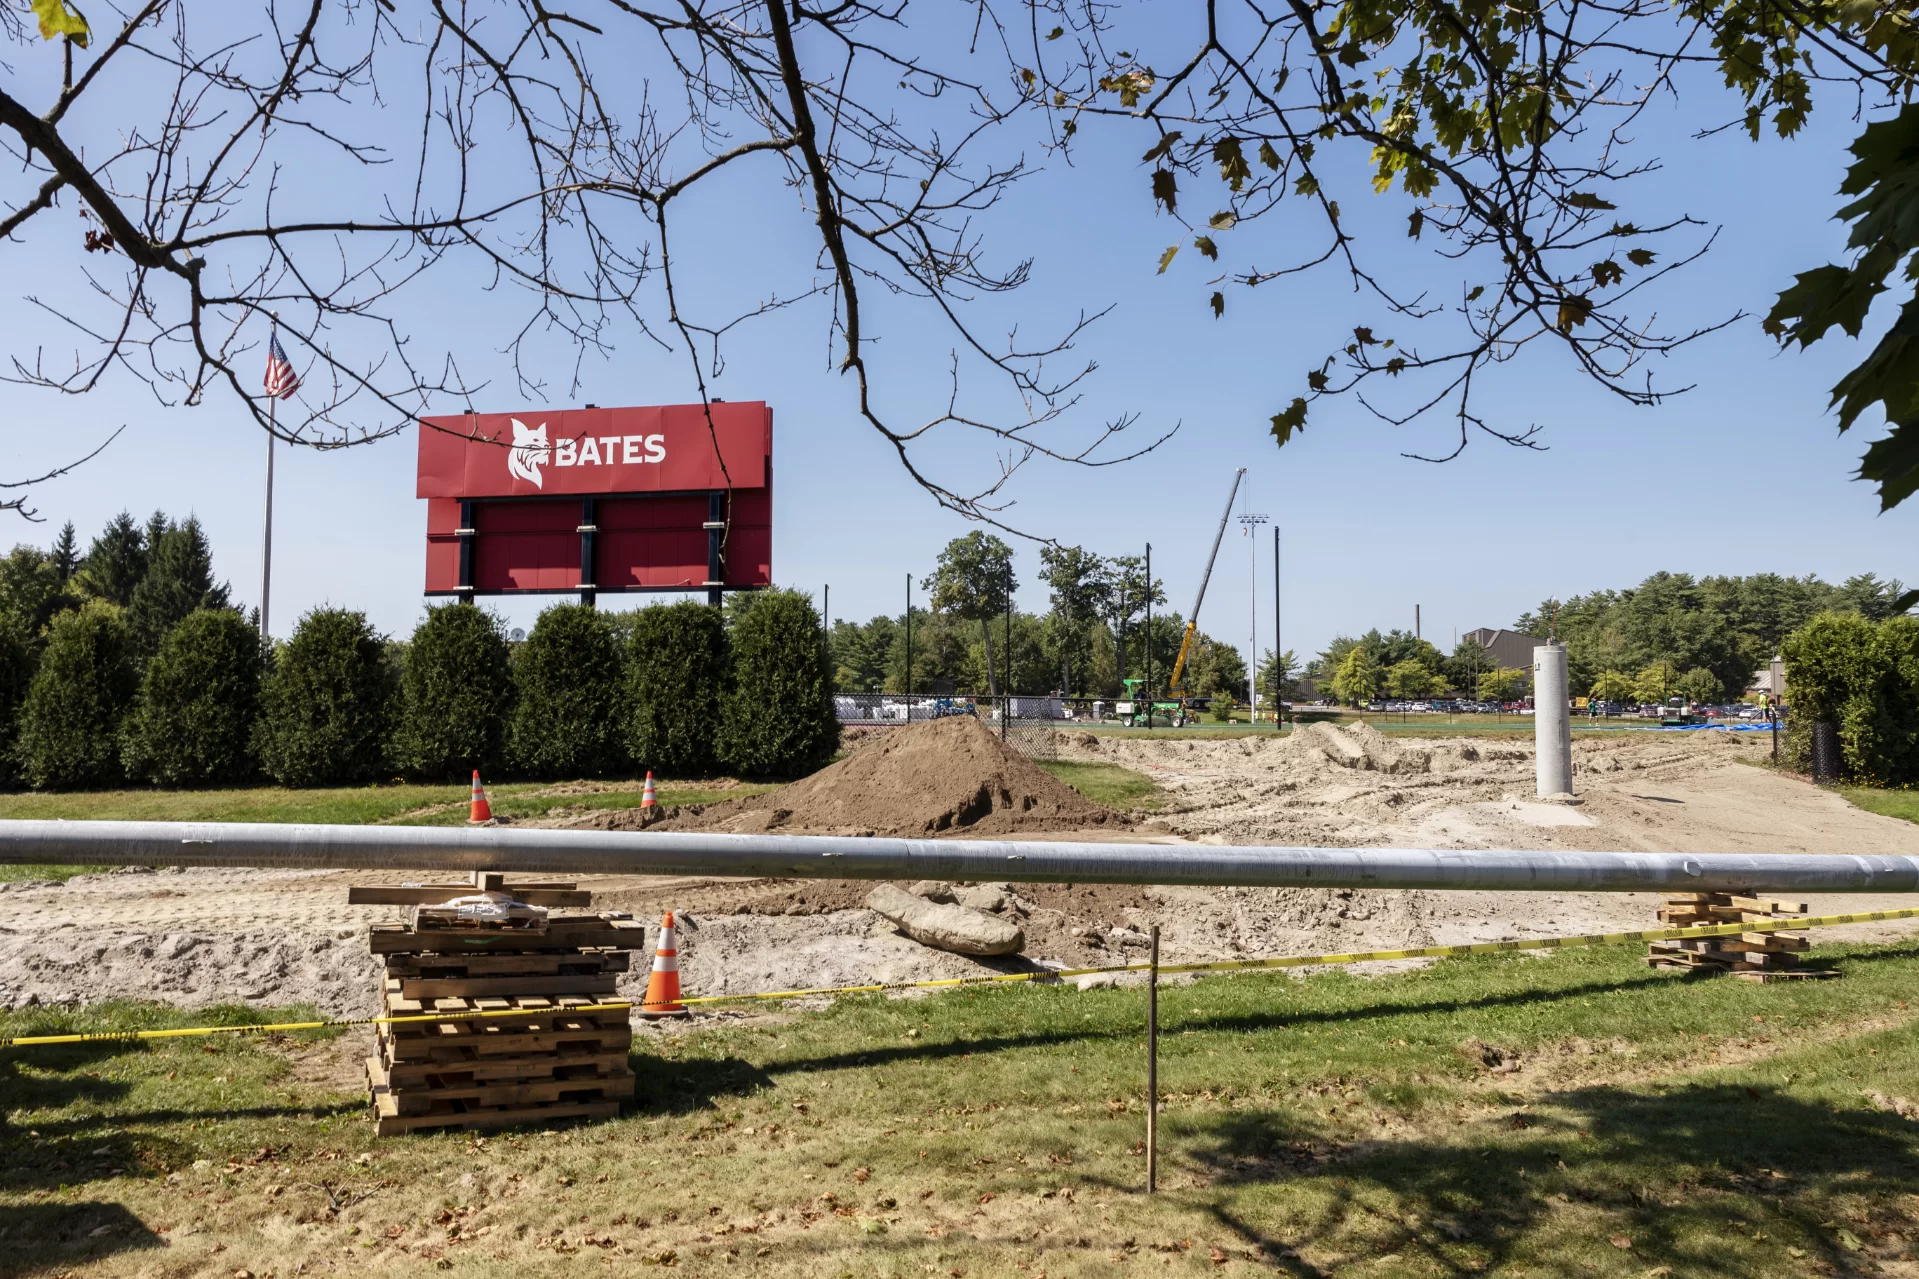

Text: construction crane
xmin=1167 ymin=468 xmax=1247 ymax=709
xmin=1122 ymin=467 xmax=1245 ymax=727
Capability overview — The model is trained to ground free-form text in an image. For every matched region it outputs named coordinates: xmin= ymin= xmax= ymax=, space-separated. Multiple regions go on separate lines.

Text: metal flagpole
xmin=261 ymin=395 xmax=275 ymax=642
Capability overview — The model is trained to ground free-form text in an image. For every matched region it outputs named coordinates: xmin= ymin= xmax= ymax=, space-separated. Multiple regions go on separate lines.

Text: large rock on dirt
xmin=865 ymin=883 xmax=1025 ymax=956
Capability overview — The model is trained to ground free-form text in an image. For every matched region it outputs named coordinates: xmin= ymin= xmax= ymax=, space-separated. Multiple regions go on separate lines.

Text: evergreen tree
xmin=0 ymin=546 xmax=81 ymax=640
xmin=16 ymin=600 xmax=137 ymax=788
xmin=49 ymin=522 xmax=79 ymax=582
xmin=626 ymin=601 xmax=728 ymax=775
xmin=508 ymin=604 xmax=627 ymax=778
xmin=254 ymin=608 xmax=396 ymax=786
xmin=122 ymin=608 xmax=262 ymax=786
xmin=717 ymin=589 xmax=838 ymax=778
xmin=394 ymin=603 xmax=515 ymax=780
xmin=78 ymin=511 xmax=148 ymax=606
xmin=0 ymin=621 xmax=35 ymax=787
xmin=127 ymin=516 xmax=230 ymax=659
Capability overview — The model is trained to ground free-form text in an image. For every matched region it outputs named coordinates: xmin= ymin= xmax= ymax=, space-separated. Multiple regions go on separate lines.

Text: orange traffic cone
xmin=640 ymin=911 xmax=686 ymax=1017
xmin=467 ymin=770 xmax=492 ymax=823
xmin=640 ymin=772 xmax=658 ymax=810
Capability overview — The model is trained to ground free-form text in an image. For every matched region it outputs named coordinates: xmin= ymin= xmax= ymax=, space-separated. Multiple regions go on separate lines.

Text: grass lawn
xmin=9 ymin=938 xmax=1919 ymax=1277
xmin=1842 ymin=786 xmax=1919 ymax=826
xmin=1037 ymin=759 xmax=1168 ymax=810
xmin=0 ymin=779 xmax=777 ymax=881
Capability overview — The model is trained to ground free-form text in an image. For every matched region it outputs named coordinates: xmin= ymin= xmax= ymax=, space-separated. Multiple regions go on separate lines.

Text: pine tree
xmin=508 ymin=604 xmax=627 ymax=778
xmin=16 ymin=600 xmax=137 ymax=788
xmin=395 ymin=603 xmax=515 ymax=780
xmin=122 ymin=608 xmax=262 ymax=786
xmin=716 ymin=589 xmax=838 ymax=778
xmin=254 ymin=608 xmax=396 ymax=786
xmin=626 ymin=601 xmax=727 ymax=774
xmin=127 ymin=516 xmax=230 ymax=659
xmin=78 ymin=511 xmax=148 ymax=606
xmin=49 ymin=523 xmax=79 ymax=582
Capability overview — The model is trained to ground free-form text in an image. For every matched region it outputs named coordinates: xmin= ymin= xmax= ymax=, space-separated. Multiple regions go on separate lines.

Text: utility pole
xmin=904 ymin=573 xmax=912 ymax=699
xmin=1238 ymin=511 xmax=1269 ymax=721
xmin=1273 ymin=527 xmax=1281 ymax=724
xmin=1144 ymin=542 xmax=1152 ymax=730
xmin=1415 ymin=603 xmax=1421 ymax=641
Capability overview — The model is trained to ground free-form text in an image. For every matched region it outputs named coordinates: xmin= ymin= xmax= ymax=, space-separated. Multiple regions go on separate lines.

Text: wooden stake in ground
xmin=1147 ymin=923 xmax=1159 ymax=1195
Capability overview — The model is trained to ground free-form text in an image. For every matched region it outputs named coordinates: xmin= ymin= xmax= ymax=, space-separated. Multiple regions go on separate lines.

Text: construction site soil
xmin=5 ymin=721 xmax=1919 ymax=1018
xmin=563 ymin=714 xmax=1126 ymax=837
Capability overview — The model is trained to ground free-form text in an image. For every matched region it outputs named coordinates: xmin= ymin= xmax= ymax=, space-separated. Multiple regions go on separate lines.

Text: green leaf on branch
xmin=1408 ymin=209 xmax=1424 ymax=239
xmin=1566 ymin=192 xmax=1617 ymax=211
xmin=1207 ymin=211 xmax=1237 ymax=230
xmin=1270 ymin=398 xmax=1308 ymax=445
xmin=1592 ymin=259 xmax=1623 ymax=288
xmin=1210 ymin=291 xmax=1225 ymax=318
xmin=1307 ymin=368 xmax=1329 ymax=391
xmin=1627 ymin=248 xmax=1656 ymax=267
xmin=1141 ymin=132 xmax=1182 ymax=163
xmin=1213 ymin=136 xmax=1251 ymax=191
xmin=1556 ymin=295 xmax=1594 ymax=330
xmin=1466 ymin=285 xmax=1485 ymax=302
xmin=1156 ymin=244 xmax=1179 ymax=274
xmin=1258 ymin=140 xmax=1282 ymax=170
xmin=1047 ymin=25 xmax=1063 ymax=39
xmin=1152 ymin=168 xmax=1178 ymax=214
xmin=1194 ymin=236 xmax=1218 ymax=260
xmin=32 ymin=0 xmax=89 ymax=44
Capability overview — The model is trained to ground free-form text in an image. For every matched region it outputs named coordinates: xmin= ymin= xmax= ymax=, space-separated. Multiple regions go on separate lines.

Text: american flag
xmin=263 ymin=331 xmax=300 ymax=399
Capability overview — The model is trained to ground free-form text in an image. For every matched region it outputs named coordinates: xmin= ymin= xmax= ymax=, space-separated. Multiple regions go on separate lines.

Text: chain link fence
xmin=832 ymin=694 xmax=1092 ymax=760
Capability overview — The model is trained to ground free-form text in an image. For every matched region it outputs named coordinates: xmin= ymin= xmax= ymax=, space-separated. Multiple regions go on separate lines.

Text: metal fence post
xmin=1146 ymin=923 xmax=1160 ymax=1194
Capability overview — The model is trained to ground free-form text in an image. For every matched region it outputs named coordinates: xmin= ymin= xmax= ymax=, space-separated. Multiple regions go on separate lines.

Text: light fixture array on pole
xmin=1237 ymin=512 xmax=1269 ymax=721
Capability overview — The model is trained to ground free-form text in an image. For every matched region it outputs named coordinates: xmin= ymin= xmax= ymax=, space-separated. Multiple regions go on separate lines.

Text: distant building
xmin=1465 ymin=627 xmax=1540 ymax=671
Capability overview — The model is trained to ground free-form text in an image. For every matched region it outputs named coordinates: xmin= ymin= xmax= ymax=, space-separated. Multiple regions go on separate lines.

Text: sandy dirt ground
xmin=3 ymin=725 xmax=1917 ymax=1017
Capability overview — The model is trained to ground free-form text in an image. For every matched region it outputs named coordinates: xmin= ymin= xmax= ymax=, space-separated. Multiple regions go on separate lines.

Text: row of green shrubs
xmin=0 ymin=590 xmax=838 ymax=790
xmin=1781 ymin=611 xmax=1919 ymax=784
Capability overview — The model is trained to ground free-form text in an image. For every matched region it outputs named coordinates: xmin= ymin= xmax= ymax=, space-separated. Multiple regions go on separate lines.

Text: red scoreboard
xmin=417 ymin=402 xmax=772 ymax=605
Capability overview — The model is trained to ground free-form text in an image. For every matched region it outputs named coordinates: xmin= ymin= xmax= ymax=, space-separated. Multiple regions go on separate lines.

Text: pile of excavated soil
xmin=566 ymin=715 xmax=1128 ymax=838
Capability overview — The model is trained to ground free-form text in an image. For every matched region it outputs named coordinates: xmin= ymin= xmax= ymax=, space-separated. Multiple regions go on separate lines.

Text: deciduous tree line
xmin=827 ymin=533 xmax=1253 ymax=702
xmin=1515 ymin=572 xmax=1910 ymax=707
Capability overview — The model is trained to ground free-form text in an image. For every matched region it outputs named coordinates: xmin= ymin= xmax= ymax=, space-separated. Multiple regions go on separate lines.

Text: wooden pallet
xmin=1648 ymin=892 xmax=1833 ymax=980
xmin=362 ymin=884 xmax=644 ymax=1134
xmin=376 ymin=1049 xmax=632 ymax=1088
xmin=367 ymin=1056 xmax=634 ymax=1114
xmin=380 ymin=950 xmax=631 ymax=978
xmin=384 ymin=972 xmax=621 ymax=1000
xmin=374 ymin=1097 xmax=622 ymax=1136
xmin=369 ymin=917 xmax=645 ymax=954
xmin=378 ymin=1021 xmax=633 ymax=1063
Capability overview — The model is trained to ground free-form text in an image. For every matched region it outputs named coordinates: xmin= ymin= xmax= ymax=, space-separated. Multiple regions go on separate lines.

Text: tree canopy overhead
xmin=3 ymin=0 xmax=1915 ymax=520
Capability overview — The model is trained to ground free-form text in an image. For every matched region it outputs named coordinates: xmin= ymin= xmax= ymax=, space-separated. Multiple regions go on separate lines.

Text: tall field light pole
xmin=1238 ymin=511 xmax=1268 ymax=721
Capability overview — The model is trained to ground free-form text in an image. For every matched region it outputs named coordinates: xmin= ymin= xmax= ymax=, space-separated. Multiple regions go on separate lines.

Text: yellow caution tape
xmin=675 ymin=905 xmax=1919 ymax=1004
xmin=3 ymin=905 xmax=1916 ymax=1047
xmin=0 ymin=1002 xmax=640 ymax=1049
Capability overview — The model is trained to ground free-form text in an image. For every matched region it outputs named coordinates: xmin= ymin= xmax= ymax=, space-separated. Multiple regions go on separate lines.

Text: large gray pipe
xmin=2 ymin=820 xmax=1916 ymax=894
xmin=1535 ymin=641 xmax=1573 ymax=799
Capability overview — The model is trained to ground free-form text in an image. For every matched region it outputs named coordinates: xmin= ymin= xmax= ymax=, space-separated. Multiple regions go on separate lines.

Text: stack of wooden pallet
xmin=1646 ymin=891 xmax=1834 ymax=982
xmin=355 ymin=875 xmax=644 ymax=1135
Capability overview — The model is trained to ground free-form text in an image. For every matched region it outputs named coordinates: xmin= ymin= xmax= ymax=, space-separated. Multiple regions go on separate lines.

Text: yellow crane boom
xmin=1166 ymin=467 xmax=1246 ymax=702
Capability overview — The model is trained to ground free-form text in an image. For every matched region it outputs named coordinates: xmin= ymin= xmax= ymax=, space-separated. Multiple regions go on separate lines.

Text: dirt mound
xmin=1275 ymin=721 xmax=1429 ymax=774
xmin=576 ymin=715 xmax=1128 ymax=838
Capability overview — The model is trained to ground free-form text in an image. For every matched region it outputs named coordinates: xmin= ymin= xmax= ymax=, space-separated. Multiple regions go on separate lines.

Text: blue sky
xmin=1 ymin=31 xmax=1910 ymax=671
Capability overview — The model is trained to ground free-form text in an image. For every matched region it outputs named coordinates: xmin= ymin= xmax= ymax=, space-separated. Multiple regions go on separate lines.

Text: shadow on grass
xmin=0 ymin=1040 xmax=361 ymax=1193
xmin=0 ymin=1202 xmax=162 ymax=1277
xmin=628 ymin=1052 xmax=775 ymax=1114
xmin=1184 ymin=1082 xmax=1919 ymax=1277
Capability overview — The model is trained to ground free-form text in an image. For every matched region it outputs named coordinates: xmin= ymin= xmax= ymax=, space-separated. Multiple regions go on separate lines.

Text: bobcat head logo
xmin=507 ymin=418 xmax=550 ymax=488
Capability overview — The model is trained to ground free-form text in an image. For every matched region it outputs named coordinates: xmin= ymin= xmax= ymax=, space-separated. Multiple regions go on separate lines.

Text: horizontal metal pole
xmin=0 ymin=820 xmax=1915 ymax=894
